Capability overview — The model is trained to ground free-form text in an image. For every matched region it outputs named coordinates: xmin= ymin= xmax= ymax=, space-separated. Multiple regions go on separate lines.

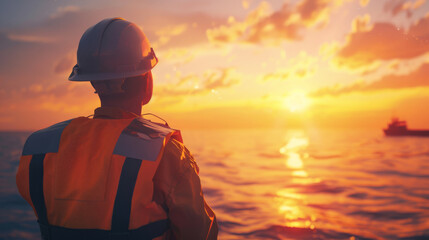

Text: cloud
xmin=156 ymin=68 xmax=240 ymax=97
xmin=242 ymin=0 xmax=250 ymax=9
xmin=0 ymin=8 xmax=106 ymax=90
xmin=263 ymin=72 xmax=289 ymax=82
xmin=207 ymin=0 xmax=349 ymax=44
xmin=332 ymin=14 xmax=429 ymax=70
xmin=204 ymin=69 xmax=240 ymax=89
xmin=262 ymin=51 xmax=318 ymax=81
xmin=207 ymin=1 xmax=271 ymax=43
xmin=0 ymin=81 xmax=97 ymax=130
xmin=246 ymin=3 xmax=301 ymax=43
xmin=144 ymin=12 xmax=224 ymax=50
xmin=389 ymin=60 xmax=401 ymax=70
xmin=296 ymin=0 xmax=331 ymax=25
xmin=153 ymin=24 xmax=188 ymax=47
xmin=0 ymin=32 xmax=64 ymax=90
xmin=50 ymin=5 xmax=80 ymax=19
xmin=7 ymin=34 xmax=55 ymax=43
xmin=0 ymin=82 xmax=90 ymax=101
xmin=360 ymin=0 xmax=370 ymax=7
xmin=158 ymin=47 xmax=195 ymax=65
xmin=0 ymin=81 xmax=97 ymax=129
xmin=311 ymin=62 xmax=429 ymax=97
xmin=384 ymin=0 xmax=426 ymax=17
xmin=54 ymin=51 xmax=75 ymax=74
xmin=351 ymin=14 xmax=372 ymax=33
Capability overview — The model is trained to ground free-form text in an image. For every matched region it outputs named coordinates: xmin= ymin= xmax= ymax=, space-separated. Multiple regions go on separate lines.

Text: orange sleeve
xmin=153 ymin=139 xmax=218 ymax=240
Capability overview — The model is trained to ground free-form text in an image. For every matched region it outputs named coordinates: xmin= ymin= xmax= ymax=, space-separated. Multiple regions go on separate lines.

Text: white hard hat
xmin=68 ymin=17 xmax=158 ymax=81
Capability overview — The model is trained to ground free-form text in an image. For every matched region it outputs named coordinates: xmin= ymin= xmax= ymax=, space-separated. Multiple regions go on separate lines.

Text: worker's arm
xmin=153 ymin=139 xmax=218 ymax=240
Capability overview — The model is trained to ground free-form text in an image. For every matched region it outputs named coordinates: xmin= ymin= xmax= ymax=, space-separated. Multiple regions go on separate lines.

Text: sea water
xmin=1 ymin=129 xmax=429 ymax=240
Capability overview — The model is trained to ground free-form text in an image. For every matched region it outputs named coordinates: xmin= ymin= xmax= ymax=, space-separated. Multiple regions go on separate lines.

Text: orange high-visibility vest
xmin=16 ymin=116 xmax=182 ymax=240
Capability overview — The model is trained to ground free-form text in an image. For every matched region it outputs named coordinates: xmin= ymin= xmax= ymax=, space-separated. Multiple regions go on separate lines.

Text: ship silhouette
xmin=383 ymin=118 xmax=429 ymax=137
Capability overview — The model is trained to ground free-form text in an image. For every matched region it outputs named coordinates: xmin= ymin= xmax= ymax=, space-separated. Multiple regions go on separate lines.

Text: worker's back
xmin=16 ymin=115 xmax=182 ymax=239
xmin=16 ymin=17 xmax=218 ymax=240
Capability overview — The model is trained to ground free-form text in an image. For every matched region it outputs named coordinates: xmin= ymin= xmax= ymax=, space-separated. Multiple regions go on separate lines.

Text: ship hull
xmin=384 ymin=129 xmax=429 ymax=137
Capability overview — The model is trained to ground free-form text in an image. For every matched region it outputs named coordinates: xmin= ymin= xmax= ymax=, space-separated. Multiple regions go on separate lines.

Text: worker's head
xmin=68 ymin=18 xmax=157 ymax=106
xmin=90 ymin=72 xmax=152 ymax=106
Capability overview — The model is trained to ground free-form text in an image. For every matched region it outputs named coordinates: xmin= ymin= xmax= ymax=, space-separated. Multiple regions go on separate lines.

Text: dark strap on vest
xmin=29 ymin=155 xmax=168 ymax=240
xmin=111 ymin=157 xmax=142 ymax=232
xmin=29 ymin=154 xmax=50 ymax=239
xmin=38 ymin=219 xmax=169 ymax=240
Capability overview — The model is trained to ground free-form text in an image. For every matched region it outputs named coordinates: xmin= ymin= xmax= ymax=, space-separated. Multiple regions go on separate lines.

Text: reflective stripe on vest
xmin=22 ymin=119 xmax=73 ymax=155
xmin=113 ymin=118 xmax=174 ymax=161
xmin=18 ymin=116 xmax=181 ymax=240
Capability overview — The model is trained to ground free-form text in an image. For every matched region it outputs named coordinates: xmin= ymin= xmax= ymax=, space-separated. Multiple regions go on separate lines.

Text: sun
xmin=283 ymin=92 xmax=309 ymax=112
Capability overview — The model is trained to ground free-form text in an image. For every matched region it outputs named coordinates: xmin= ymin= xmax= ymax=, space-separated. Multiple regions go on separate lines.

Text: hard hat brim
xmin=68 ymin=66 xmax=155 ymax=81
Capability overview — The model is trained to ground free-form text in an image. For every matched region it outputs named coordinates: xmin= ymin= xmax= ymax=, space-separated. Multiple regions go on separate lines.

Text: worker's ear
xmin=142 ymin=71 xmax=153 ymax=106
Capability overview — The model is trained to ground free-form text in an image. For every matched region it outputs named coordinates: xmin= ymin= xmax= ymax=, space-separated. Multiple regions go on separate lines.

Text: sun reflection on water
xmin=292 ymin=170 xmax=308 ymax=177
xmin=280 ymin=135 xmax=308 ymax=171
xmin=276 ymin=134 xmax=316 ymax=229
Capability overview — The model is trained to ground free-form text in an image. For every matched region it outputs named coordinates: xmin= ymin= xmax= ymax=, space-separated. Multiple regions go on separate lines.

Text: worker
xmin=16 ymin=17 xmax=218 ymax=240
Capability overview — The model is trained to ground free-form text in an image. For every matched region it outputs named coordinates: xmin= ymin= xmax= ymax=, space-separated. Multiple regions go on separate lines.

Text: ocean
xmin=1 ymin=129 xmax=429 ymax=240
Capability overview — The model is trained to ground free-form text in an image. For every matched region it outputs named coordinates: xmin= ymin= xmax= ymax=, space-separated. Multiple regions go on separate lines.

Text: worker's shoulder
xmin=125 ymin=117 xmax=176 ymax=137
xmin=22 ymin=118 xmax=74 ymax=155
xmin=164 ymin=138 xmax=189 ymax=157
xmin=162 ymin=138 xmax=199 ymax=175
xmin=113 ymin=117 xmax=182 ymax=161
xmin=33 ymin=119 xmax=74 ymax=134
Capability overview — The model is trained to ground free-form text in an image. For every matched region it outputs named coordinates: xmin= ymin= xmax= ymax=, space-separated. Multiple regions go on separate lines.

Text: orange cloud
xmin=206 ymin=1 xmax=270 ymax=43
xmin=153 ymin=24 xmax=188 ymax=48
xmin=207 ymin=0 xmax=347 ymax=44
xmin=156 ymin=68 xmax=240 ymax=98
xmin=263 ymin=72 xmax=289 ymax=81
xmin=0 ymin=82 xmax=91 ymax=101
xmin=311 ymin=63 xmax=429 ymax=97
xmin=384 ymin=0 xmax=426 ymax=17
xmin=54 ymin=52 xmax=75 ymax=74
xmin=146 ymin=13 xmax=224 ymax=50
xmin=360 ymin=0 xmax=370 ymax=7
xmin=50 ymin=5 xmax=80 ymax=18
xmin=351 ymin=14 xmax=372 ymax=33
xmin=7 ymin=34 xmax=55 ymax=43
xmin=333 ymin=14 xmax=429 ymax=69
xmin=242 ymin=0 xmax=250 ymax=9
xmin=262 ymin=51 xmax=318 ymax=81
xmin=246 ymin=3 xmax=301 ymax=43
xmin=0 ymin=81 xmax=98 ymax=130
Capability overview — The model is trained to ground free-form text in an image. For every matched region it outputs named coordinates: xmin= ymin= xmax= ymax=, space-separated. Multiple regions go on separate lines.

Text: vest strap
xmin=111 ymin=157 xmax=142 ymax=232
xmin=29 ymin=154 xmax=48 ymax=224
xmin=37 ymin=219 xmax=169 ymax=240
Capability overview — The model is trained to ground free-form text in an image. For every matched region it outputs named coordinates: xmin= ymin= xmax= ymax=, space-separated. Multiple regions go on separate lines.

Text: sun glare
xmin=284 ymin=92 xmax=309 ymax=113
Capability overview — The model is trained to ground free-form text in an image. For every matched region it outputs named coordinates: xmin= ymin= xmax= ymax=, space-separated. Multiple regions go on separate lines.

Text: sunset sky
xmin=0 ymin=0 xmax=428 ymax=130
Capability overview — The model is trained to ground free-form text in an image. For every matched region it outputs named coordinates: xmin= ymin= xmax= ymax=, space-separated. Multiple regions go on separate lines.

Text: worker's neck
xmin=100 ymin=101 xmax=142 ymax=116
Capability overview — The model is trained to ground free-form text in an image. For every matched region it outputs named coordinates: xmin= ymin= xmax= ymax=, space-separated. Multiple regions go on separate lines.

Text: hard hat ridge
xmin=68 ymin=17 xmax=158 ymax=81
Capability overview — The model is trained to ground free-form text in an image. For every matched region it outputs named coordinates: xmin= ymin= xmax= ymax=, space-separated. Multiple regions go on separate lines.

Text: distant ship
xmin=383 ymin=118 xmax=429 ymax=137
